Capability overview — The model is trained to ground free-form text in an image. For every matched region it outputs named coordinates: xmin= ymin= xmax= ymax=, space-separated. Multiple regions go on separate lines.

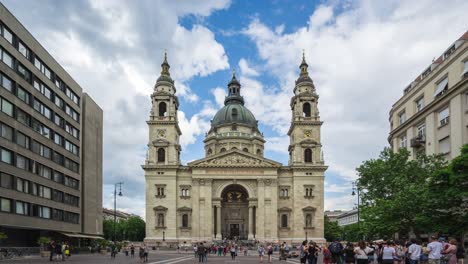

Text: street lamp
xmin=114 ymin=182 xmax=124 ymax=244
xmin=351 ymin=181 xmax=361 ymax=239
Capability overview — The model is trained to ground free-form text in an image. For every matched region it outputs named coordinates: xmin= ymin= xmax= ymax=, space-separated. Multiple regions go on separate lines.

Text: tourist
xmin=427 ymin=236 xmax=443 ymax=264
xmin=300 ymin=240 xmax=308 ymax=264
xmin=143 ymin=244 xmax=149 ymax=262
xmin=367 ymin=242 xmax=376 ymax=264
xmin=408 ymin=239 xmax=422 ymax=264
xmin=258 ymin=244 xmax=265 ymax=263
xmin=231 ymin=244 xmax=237 ymax=260
xmin=442 ymin=239 xmax=457 ymax=264
xmin=64 ymin=242 xmax=71 ymax=259
xmin=55 ymin=242 xmax=63 ymax=261
xmin=139 ymin=246 xmax=144 ymax=263
xmin=267 ymin=243 xmax=274 ymax=263
xmin=395 ymin=241 xmax=406 ymax=264
xmin=354 ymin=240 xmax=373 ymax=264
xmin=131 ymin=244 xmax=135 ymax=258
xmin=381 ymin=241 xmax=395 ymax=264
xmin=194 ymin=244 xmax=198 ymax=258
xmin=244 ymin=245 xmax=248 ymax=256
xmin=198 ymin=243 xmax=205 ymax=263
xmin=308 ymin=241 xmax=319 ymax=264
xmin=49 ymin=241 xmax=55 ymax=262
xmin=344 ymin=242 xmax=355 ymax=264
xmin=323 ymin=244 xmax=332 ymax=264
xmin=330 ymin=239 xmax=344 ymax=264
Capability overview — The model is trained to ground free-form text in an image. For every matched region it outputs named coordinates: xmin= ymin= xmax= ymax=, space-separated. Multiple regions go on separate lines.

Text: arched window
xmin=220 ymin=148 xmax=226 ymax=153
xmin=157 ymin=148 xmax=165 ymax=162
xmin=257 ymin=149 xmax=262 ymax=156
xmin=303 ymin=102 xmax=311 ymax=117
xmin=182 ymin=214 xmax=189 ymax=228
xmin=232 ymin=108 xmax=238 ymax=121
xmin=304 ymin=148 xmax=312 ymax=163
xmin=243 ymin=148 xmax=249 ymax=152
xmin=306 ymin=214 xmax=312 ymax=227
xmin=281 ymin=214 xmax=288 ymax=228
xmin=157 ymin=213 xmax=165 ymax=227
xmin=207 ymin=149 xmax=212 ymax=155
xmin=158 ymin=102 xmax=167 ymax=117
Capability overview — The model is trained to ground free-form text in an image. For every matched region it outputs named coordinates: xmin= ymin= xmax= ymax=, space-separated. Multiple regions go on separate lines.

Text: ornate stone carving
xmin=190 ymin=152 xmax=280 ymax=168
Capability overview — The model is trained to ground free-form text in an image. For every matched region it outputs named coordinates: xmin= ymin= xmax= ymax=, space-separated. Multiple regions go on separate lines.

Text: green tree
xmin=426 ymin=144 xmax=468 ymax=239
xmin=356 ymin=147 xmax=446 ymax=238
xmin=103 ymin=216 xmax=146 ymax=241
xmin=125 ymin=216 xmax=146 ymax=241
xmin=324 ymin=216 xmax=342 ymax=242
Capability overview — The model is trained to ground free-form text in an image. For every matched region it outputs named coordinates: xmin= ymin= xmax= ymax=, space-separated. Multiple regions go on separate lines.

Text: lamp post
xmin=113 ymin=182 xmax=124 ymax=244
xmin=351 ymin=181 xmax=361 ymax=239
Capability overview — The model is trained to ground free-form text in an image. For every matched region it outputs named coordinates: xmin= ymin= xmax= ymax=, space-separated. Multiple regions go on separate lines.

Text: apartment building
xmin=0 ymin=4 xmax=103 ymax=246
xmin=389 ymin=31 xmax=468 ymax=160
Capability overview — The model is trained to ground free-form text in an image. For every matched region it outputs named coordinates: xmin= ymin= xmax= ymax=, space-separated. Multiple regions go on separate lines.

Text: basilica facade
xmin=143 ymin=53 xmax=327 ymax=245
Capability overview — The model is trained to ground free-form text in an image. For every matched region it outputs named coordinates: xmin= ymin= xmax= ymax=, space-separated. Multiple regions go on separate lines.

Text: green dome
xmin=212 ymin=104 xmax=257 ymax=127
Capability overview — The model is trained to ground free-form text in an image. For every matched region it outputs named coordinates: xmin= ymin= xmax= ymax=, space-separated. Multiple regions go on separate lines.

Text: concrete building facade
xmin=143 ymin=53 xmax=327 ymax=246
xmin=0 ymin=4 xmax=103 ymax=246
xmin=389 ymin=31 xmax=468 ymax=160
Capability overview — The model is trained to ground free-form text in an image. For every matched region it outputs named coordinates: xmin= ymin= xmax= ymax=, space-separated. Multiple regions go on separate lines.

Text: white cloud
xmin=243 ymin=0 xmax=468 ymax=204
xmin=178 ymin=101 xmax=217 ymax=148
xmin=239 ymin=58 xmax=259 ymax=77
xmin=211 ymin=87 xmax=227 ymax=107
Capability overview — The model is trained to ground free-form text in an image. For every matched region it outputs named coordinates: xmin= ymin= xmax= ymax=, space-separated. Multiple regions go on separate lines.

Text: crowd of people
xmin=323 ymin=236 xmax=465 ymax=264
xmin=47 ymin=241 xmax=71 ymax=261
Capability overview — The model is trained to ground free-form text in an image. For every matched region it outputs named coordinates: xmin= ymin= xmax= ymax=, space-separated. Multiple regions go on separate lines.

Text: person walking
xmin=427 ymin=236 xmax=443 ymax=264
xmin=55 ymin=242 xmax=63 ymax=261
xmin=442 ymin=239 xmax=457 ymax=264
xmin=300 ymin=240 xmax=308 ymax=264
xmin=49 ymin=241 xmax=55 ymax=262
xmin=143 ymin=244 xmax=149 ymax=263
xmin=197 ymin=243 xmax=205 ymax=263
xmin=394 ymin=242 xmax=406 ymax=264
xmin=408 ymin=239 xmax=422 ymax=264
xmin=131 ymin=244 xmax=135 ymax=258
xmin=330 ymin=239 xmax=344 ymax=264
xmin=267 ymin=243 xmax=274 ymax=263
xmin=381 ymin=241 xmax=396 ymax=264
xmin=354 ymin=240 xmax=373 ymax=264
xmin=258 ymin=244 xmax=265 ymax=263
xmin=344 ymin=242 xmax=355 ymax=264
xmin=308 ymin=241 xmax=319 ymax=264
xmin=323 ymin=244 xmax=332 ymax=264
xmin=231 ymin=244 xmax=237 ymax=260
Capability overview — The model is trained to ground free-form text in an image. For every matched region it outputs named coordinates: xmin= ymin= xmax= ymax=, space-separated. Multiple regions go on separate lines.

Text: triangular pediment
xmin=152 ymin=138 xmax=170 ymax=146
xmin=188 ymin=149 xmax=282 ymax=168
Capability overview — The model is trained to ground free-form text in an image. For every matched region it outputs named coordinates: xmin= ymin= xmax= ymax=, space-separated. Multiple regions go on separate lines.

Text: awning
xmin=60 ymin=232 xmax=104 ymax=240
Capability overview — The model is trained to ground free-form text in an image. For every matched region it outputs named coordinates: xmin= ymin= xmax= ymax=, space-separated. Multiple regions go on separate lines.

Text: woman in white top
xmin=354 ymin=241 xmax=374 ymax=264
xmin=380 ymin=241 xmax=396 ymax=264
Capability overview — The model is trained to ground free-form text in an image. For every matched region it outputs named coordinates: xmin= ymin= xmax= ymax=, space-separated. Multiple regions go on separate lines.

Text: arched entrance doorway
xmin=220 ymin=184 xmax=249 ymax=240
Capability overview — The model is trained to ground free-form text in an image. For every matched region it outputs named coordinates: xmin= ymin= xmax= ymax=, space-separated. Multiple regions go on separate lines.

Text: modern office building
xmin=389 ymin=31 xmax=468 ymax=160
xmin=0 ymin=3 xmax=103 ymax=246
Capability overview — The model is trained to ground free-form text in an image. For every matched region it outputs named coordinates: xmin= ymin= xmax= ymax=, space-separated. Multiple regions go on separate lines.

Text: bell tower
xmin=287 ymin=52 xmax=324 ymax=166
xmin=146 ymin=52 xmax=182 ymax=166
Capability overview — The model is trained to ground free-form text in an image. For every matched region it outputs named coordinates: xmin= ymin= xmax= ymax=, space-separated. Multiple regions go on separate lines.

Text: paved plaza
xmin=2 ymin=251 xmax=305 ymax=264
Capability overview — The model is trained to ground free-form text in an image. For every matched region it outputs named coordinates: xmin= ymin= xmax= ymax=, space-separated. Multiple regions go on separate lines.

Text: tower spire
xmin=300 ymin=50 xmax=309 ymax=76
xmin=161 ymin=49 xmax=170 ymax=76
xmin=225 ymin=69 xmax=244 ymax=105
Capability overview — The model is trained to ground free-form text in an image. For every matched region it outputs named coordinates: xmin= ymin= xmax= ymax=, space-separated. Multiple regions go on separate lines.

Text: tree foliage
xmin=356 ymin=147 xmax=447 ymax=239
xmin=324 ymin=216 xmax=342 ymax=242
xmin=103 ymin=216 xmax=145 ymax=242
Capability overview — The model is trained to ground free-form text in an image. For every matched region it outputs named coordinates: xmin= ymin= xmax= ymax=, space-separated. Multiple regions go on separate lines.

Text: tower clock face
xmin=304 ymin=130 xmax=312 ymax=138
xmin=157 ymin=130 xmax=166 ymax=138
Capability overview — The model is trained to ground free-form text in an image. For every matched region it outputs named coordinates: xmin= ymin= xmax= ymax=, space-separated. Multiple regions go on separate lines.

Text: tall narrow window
xmin=439 ymin=107 xmax=450 ymax=126
xmin=281 ymin=214 xmax=288 ymax=228
xmin=304 ymin=148 xmax=312 ymax=163
xmin=415 ymin=97 xmax=425 ymax=112
xmin=434 ymin=77 xmax=448 ymax=97
xmin=158 ymin=102 xmax=167 ymax=117
xmin=399 ymin=111 xmax=406 ymax=125
xmin=220 ymin=148 xmax=226 ymax=153
xmin=157 ymin=148 xmax=165 ymax=162
xmin=303 ymin=103 xmax=311 ymax=117
xmin=182 ymin=214 xmax=188 ymax=228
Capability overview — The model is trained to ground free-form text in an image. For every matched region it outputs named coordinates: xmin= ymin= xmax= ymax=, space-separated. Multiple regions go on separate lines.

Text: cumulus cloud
xmin=239 ymin=58 xmax=259 ymax=77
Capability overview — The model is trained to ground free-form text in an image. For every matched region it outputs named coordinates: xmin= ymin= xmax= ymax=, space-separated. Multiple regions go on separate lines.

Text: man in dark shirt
xmin=197 ymin=243 xmax=205 ymax=263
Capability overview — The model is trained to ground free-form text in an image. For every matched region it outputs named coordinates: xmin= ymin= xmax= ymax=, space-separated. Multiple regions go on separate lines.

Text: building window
xmin=54 ymin=95 xmax=64 ymax=109
xmin=279 ymin=188 xmax=289 ymax=198
xmin=181 ymin=188 xmax=190 ymax=197
xmin=281 ymin=214 xmax=288 ymax=228
xmin=182 ymin=214 xmax=189 ymax=228
xmin=16 ymin=109 xmax=30 ymax=126
xmin=36 ymin=163 xmax=52 ymax=179
xmin=54 ymin=114 xmax=63 ymax=127
xmin=33 ymin=99 xmax=52 ymax=120
xmin=305 ymin=187 xmax=314 ymax=198
xmin=1 ymin=97 xmax=13 ymax=116
xmin=207 ymin=149 xmax=212 ymax=155
xmin=434 ymin=77 xmax=448 ymax=97
xmin=158 ymin=102 xmax=167 ymax=117
xmin=415 ymin=97 xmax=425 ymax=112
xmin=17 ymin=64 xmax=31 ymax=82
xmin=0 ymin=48 xmax=13 ymax=68
xmin=0 ymin=123 xmax=13 ymax=141
xmin=400 ymin=135 xmax=407 ymax=149
xmin=0 ymin=148 xmax=12 ymax=164
xmin=16 ymin=132 xmax=30 ymax=149
xmin=65 ymin=105 xmax=79 ymax=122
xmin=52 ymin=209 xmax=64 ymax=221
xmin=0 ymin=197 xmax=12 ymax=212
xmin=157 ymin=213 xmax=165 ymax=227
xmin=31 ymin=119 xmax=51 ymax=139
xmin=156 ymin=187 xmax=165 ymax=197
xmin=463 ymin=61 xmax=468 ymax=78
xmin=399 ymin=111 xmax=406 ymax=125
xmin=66 ymin=88 xmax=79 ymax=105
xmin=439 ymin=107 xmax=450 ymax=126
xmin=16 ymin=178 xmax=29 ymax=193
xmin=220 ymin=148 xmax=226 ymax=153
xmin=157 ymin=148 xmax=165 ymax=162
xmin=16 ymin=154 xmax=30 ymax=171
xmin=15 ymin=201 xmax=29 ymax=215
xmin=256 ymin=149 xmax=262 ymax=156
xmin=303 ymin=102 xmax=311 ymax=117
xmin=65 ymin=140 xmax=79 ymax=156
xmin=416 ymin=123 xmax=426 ymax=137
xmin=0 ymin=172 xmax=13 ymax=189
xmin=0 ymin=73 xmax=13 ymax=92
xmin=16 ymin=86 xmax=30 ymax=104
xmin=242 ymin=148 xmax=248 ymax=152
xmin=304 ymin=148 xmax=312 ymax=163
xmin=18 ymin=41 xmax=30 ymax=59
xmin=439 ymin=137 xmax=450 ymax=155
xmin=1 ymin=25 xmax=13 ymax=44
xmin=34 ymin=57 xmax=52 ymax=80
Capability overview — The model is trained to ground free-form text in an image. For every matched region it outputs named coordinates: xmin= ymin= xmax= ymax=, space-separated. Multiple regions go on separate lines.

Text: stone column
xmin=248 ymin=205 xmax=254 ymax=239
xmin=216 ymin=205 xmax=222 ymax=239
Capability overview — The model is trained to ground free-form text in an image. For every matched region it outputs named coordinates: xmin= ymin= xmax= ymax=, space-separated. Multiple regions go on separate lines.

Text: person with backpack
xmin=267 ymin=243 xmax=274 ymax=263
xmin=395 ymin=241 xmax=406 ymax=264
xmin=197 ymin=243 xmax=205 ymax=263
xmin=344 ymin=242 xmax=355 ymax=264
xmin=258 ymin=244 xmax=265 ymax=263
xmin=330 ymin=239 xmax=344 ymax=264
xmin=300 ymin=240 xmax=308 ymax=264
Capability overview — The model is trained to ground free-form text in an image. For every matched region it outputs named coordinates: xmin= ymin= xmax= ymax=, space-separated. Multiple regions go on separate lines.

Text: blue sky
xmin=3 ymin=0 xmax=467 ymax=217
